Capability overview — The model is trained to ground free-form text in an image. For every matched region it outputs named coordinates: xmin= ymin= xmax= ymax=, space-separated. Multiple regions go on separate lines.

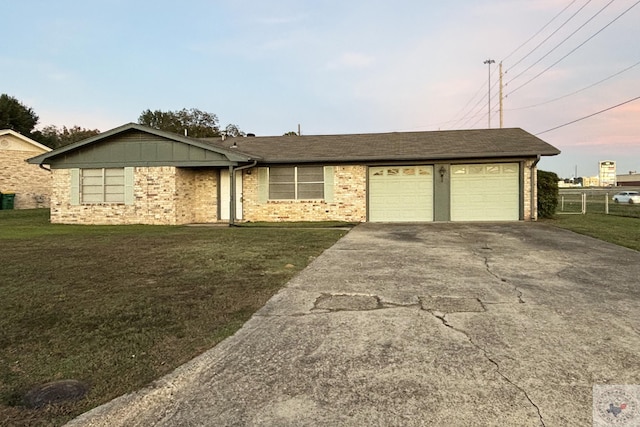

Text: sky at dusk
xmin=2 ymin=0 xmax=639 ymax=178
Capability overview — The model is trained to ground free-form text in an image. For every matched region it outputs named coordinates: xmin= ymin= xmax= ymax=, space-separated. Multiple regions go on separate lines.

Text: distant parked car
xmin=612 ymin=191 xmax=640 ymax=204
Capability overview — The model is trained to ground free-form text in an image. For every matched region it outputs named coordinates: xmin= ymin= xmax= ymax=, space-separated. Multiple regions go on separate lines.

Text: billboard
xmin=598 ymin=161 xmax=616 ymax=187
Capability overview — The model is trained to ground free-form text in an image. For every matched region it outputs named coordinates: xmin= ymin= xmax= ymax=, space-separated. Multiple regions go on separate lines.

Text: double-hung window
xmin=269 ymin=166 xmax=324 ymax=200
xmin=81 ymin=168 xmax=125 ymax=203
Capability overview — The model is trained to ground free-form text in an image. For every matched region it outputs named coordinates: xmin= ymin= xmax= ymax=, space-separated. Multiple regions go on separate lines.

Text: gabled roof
xmin=202 ymin=128 xmax=560 ymax=164
xmin=0 ymin=129 xmax=52 ymax=152
xmin=27 ymin=124 xmax=560 ymax=167
xmin=27 ymin=123 xmax=253 ymax=165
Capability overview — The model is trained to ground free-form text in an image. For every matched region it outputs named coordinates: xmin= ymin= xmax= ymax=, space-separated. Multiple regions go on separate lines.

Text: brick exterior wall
xmin=176 ymin=168 xmax=218 ymax=224
xmin=51 ymin=167 xmax=217 ymax=225
xmin=242 ymin=165 xmax=367 ymax=222
xmin=523 ymin=159 xmax=537 ymax=221
xmin=50 ymin=161 xmax=538 ymax=225
xmin=0 ymin=146 xmax=51 ymax=209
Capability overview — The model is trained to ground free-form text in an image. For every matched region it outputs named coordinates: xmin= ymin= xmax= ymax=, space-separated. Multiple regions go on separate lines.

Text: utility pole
xmin=499 ymin=62 xmax=504 ymax=128
xmin=483 ymin=59 xmax=495 ymax=128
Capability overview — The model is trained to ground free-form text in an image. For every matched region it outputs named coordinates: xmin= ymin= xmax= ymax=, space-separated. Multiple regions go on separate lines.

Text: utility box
xmin=1 ymin=192 xmax=15 ymax=210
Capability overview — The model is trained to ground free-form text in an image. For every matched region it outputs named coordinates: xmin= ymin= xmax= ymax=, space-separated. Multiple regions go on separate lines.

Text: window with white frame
xmin=81 ymin=168 xmax=125 ymax=203
xmin=268 ymin=166 xmax=324 ymax=200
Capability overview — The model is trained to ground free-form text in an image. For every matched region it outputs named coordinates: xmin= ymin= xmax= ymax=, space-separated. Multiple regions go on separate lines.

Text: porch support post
xmin=229 ymin=165 xmax=236 ymax=226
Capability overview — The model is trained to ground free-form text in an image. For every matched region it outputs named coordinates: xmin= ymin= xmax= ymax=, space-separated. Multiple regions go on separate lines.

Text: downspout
xmin=530 ymin=155 xmax=541 ymax=221
xmin=229 ymin=160 xmax=257 ymax=226
xmin=39 ymin=164 xmax=51 ymax=172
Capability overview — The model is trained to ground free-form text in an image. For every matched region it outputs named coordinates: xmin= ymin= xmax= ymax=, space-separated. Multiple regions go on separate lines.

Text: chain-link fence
xmin=557 ymin=188 xmax=640 ymax=218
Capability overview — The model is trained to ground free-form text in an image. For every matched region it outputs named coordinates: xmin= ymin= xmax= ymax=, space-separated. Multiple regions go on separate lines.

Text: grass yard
xmin=0 ymin=209 xmax=348 ymax=426
xmin=546 ymin=212 xmax=640 ymax=252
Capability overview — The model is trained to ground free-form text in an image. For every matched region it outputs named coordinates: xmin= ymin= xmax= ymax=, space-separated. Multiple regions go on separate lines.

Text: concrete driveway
xmin=67 ymin=223 xmax=640 ymax=426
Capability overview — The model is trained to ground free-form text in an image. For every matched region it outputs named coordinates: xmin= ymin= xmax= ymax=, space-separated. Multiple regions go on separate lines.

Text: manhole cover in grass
xmin=420 ymin=296 xmax=484 ymax=313
xmin=314 ymin=294 xmax=381 ymax=311
xmin=24 ymin=379 xmax=89 ymax=409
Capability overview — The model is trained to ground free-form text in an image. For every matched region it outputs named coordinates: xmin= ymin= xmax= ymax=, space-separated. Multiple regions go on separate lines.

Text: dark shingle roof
xmin=201 ymin=128 xmax=560 ymax=164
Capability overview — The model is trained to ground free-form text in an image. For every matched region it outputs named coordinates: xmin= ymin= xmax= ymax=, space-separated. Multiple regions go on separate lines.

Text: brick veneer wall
xmin=242 ymin=165 xmax=367 ymax=222
xmin=523 ymin=159 xmax=537 ymax=221
xmin=50 ymin=167 xmax=218 ymax=225
xmin=49 ymin=162 xmax=537 ymax=225
xmin=176 ymin=168 xmax=218 ymax=224
xmin=0 ymin=149 xmax=51 ymax=209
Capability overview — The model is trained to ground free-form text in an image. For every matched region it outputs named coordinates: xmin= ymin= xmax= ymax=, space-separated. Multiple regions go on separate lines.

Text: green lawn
xmin=0 ymin=209 xmax=348 ymax=426
xmin=545 ymin=212 xmax=640 ymax=252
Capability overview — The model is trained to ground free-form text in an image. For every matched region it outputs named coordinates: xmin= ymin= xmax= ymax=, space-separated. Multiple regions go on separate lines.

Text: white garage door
xmin=450 ymin=163 xmax=519 ymax=221
xmin=369 ymin=166 xmax=433 ymax=222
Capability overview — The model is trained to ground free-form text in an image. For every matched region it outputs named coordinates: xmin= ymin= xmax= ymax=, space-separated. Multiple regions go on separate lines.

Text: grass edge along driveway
xmin=545 ymin=212 xmax=640 ymax=252
xmin=0 ymin=209 xmax=348 ymax=426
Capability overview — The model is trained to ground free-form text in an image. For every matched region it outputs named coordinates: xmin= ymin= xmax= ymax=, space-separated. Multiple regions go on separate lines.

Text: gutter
xmin=229 ymin=160 xmax=258 ymax=226
xmin=530 ymin=155 xmax=541 ymax=220
xmin=39 ymin=164 xmax=51 ymax=172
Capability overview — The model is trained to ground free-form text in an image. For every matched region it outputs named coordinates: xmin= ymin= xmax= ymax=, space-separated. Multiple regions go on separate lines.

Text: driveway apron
xmin=67 ymin=223 xmax=640 ymax=426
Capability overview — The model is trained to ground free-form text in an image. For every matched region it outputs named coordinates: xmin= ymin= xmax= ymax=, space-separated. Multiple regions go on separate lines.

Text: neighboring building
xmin=558 ymin=177 xmax=583 ymax=188
xmin=616 ymin=172 xmax=640 ymax=187
xmin=27 ymin=123 xmax=560 ymax=225
xmin=598 ymin=160 xmax=616 ymax=187
xmin=0 ymin=129 xmax=52 ymax=209
xmin=582 ymin=176 xmax=600 ymax=187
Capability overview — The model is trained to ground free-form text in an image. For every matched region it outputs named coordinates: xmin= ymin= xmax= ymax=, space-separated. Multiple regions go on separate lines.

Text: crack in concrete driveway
xmin=427 ymin=310 xmax=546 ymax=427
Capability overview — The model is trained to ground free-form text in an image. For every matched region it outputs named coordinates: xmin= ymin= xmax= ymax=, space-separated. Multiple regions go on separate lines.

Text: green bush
xmin=537 ymin=169 xmax=559 ymax=218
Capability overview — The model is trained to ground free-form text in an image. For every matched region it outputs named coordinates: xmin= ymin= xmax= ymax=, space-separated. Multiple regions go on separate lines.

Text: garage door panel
xmin=451 ymin=163 xmax=519 ymax=221
xmin=369 ymin=166 xmax=433 ymax=222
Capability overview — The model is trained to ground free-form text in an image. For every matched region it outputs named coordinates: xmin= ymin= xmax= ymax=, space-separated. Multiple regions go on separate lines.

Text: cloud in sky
xmin=1 ymin=0 xmax=639 ymax=177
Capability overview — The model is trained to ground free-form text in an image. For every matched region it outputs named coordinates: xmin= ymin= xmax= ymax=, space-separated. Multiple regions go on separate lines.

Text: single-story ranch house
xmin=1 ymin=129 xmax=52 ymax=209
xmin=27 ymin=123 xmax=560 ymax=225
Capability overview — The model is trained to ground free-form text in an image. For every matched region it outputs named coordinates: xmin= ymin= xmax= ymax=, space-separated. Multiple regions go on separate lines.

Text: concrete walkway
xmin=67 ymin=223 xmax=640 ymax=426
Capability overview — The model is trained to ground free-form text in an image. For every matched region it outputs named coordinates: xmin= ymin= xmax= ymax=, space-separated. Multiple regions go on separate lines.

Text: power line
xmin=451 ymin=89 xmax=490 ymax=129
xmin=448 ymin=65 xmax=500 ymax=129
xmin=448 ymin=80 xmax=487 ymax=128
xmin=506 ymin=0 xmax=593 ymax=72
xmin=450 ymin=0 xmax=593 ymax=129
xmin=458 ymin=102 xmax=490 ymax=128
xmin=468 ymin=110 xmax=489 ymax=129
xmin=506 ymin=0 xmax=615 ymax=87
xmin=535 ymin=95 xmax=640 ymax=135
xmin=507 ymin=0 xmax=640 ymax=97
xmin=502 ymin=0 xmax=580 ymax=63
xmin=508 ymin=59 xmax=640 ymax=111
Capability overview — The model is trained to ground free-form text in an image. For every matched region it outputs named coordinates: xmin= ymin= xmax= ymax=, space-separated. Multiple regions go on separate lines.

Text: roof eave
xmin=256 ymin=151 xmax=561 ymax=164
xmin=27 ymin=123 xmax=255 ymax=164
xmin=0 ymin=129 xmax=52 ymax=153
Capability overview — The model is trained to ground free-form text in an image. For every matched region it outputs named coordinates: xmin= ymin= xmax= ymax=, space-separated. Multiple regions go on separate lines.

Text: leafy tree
xmin=0 ymin=94 xmax=39 ymax=135
xmin=537 ymin=170 xmax=559 ymax=219
xmin=0 ymin=94 xmax=100 ymax=148
xmin=32 ymin=125 xmax=100 ymax=149
xmin=139 ymin=108 xmax=224 ymax=138
xmin=283 ymin=131 xmax=298 ymax=136
xmin=224 ymin=124 xmax=245 ymax=137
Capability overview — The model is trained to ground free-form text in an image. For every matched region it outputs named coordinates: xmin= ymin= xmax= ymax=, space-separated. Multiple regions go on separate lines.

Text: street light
xmin=484 ymin=59 xmax=495 ymax=128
